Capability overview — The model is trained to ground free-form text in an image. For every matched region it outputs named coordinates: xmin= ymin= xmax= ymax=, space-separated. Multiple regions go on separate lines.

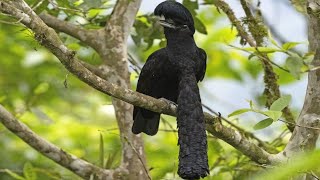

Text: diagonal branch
xmin=213 ymin=0 xmax=295 ymax=132
xmin=128 ymin=55 xmax=279 ymax=154
xmin=281 ymin=0 xmax=320 ymax=160
xmin=0 ymin=105 xmax=120 ymax=179
xmin=0 ymin=0 xmax=277 ymax=165
xmin=39 ymin=13 xmax=100 ymax=50
xmin=212 ymin=0 xmax=256 ymax=46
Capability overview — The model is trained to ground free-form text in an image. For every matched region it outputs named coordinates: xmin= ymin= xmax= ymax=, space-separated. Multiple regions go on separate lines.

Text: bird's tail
xmin=132 ymin=107 xmax=160 ymax=136
xmin=177 ymin=71 xmax=209 ymax=179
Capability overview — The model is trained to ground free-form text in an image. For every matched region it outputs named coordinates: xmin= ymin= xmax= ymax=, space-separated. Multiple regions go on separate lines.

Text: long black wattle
xmin=177 ymin=70 xmax=209 ymax=179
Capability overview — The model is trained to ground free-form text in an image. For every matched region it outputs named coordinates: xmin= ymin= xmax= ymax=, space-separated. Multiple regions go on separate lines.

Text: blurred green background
xmin=0 ymin=0 xmax=317 ymax=179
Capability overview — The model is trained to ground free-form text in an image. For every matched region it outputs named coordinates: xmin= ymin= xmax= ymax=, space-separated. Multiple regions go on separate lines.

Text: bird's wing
xmin=136 ymin=48 xmax=168 ymax=96
xmin=196 ymin=48 xmax=207 ymax=82
xmin=132 ymin=48 xmax=168 ymax=135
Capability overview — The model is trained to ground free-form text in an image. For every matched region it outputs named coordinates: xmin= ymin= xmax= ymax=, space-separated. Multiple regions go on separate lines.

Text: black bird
xmin=132 ymin=1 xmax=209 ymax=179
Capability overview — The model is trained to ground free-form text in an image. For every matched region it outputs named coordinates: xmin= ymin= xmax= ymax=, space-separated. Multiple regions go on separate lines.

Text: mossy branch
xmin=0 ymin=0 xmax=278 ymax=168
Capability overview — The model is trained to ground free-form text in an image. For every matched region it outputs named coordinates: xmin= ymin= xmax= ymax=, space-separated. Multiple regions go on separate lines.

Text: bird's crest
xmin=154 ymin=1 xmax=195 ymax=34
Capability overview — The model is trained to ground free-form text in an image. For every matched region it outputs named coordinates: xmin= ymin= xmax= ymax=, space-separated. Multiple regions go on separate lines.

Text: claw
xmin=159 ymin=98 xmax=177 ymax=107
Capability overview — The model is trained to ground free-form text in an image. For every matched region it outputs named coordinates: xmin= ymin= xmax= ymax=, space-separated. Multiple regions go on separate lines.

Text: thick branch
xmin=282 ymin=0 xmax=320 ymax=157
xmin=39 ymin=12 xmax=99 ymax=49
xmin=214 ymin=0 xmax=295 ymax=132
xmin=0 ymin=105 xmax=119 ymax=179
xmin=0 ymin=0 xmax=276 ymax=165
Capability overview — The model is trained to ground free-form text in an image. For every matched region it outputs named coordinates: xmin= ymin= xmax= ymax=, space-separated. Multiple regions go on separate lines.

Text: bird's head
xmin=154 ymin=1 xmax=195 ymax=35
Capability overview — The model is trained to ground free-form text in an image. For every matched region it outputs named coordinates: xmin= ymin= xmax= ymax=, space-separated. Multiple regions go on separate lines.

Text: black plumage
xmin=132 ymin=1 xmax=209 ymax=179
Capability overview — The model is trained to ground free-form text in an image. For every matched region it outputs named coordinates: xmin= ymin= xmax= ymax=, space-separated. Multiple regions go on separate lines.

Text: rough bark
xmin=281 ymin=0 xmax=320 ymax=157
xmin=213 ymin=0 xmax=296 ymax=132
xmin=9 ymin=0 xmax=320 ymax=178
xmin=41 ymin=1 xmax=147 ymax=179
xmin=1 ymin=0 xmax=149 ymax=179
xmin=100 ymin=1 xmax=148 ymax=179
xmin=0 ymin=105 xmax=121 ymax=180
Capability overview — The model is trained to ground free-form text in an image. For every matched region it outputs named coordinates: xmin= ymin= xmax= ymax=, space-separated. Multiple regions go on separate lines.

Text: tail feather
xmin=132 ymin=107 xmax=160 ymax=136
xmin=177 ymin=72 xmax=209 ymax=179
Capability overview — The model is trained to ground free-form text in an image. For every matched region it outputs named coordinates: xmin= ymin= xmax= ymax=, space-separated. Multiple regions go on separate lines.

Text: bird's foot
xmin=159 ymin=98 xmax=177 ymax=107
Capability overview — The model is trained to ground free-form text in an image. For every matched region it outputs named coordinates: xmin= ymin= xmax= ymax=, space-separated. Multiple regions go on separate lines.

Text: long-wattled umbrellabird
xmin=132 ymin=1 xmax=209 ymax=179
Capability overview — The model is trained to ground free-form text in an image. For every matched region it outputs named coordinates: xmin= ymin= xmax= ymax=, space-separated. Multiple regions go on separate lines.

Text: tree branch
xmin=0 ymin=105 xmax=120 ymax=179
xmin=281 ymin=0 xmax=320 ymax=159
xmin=212 ymin=0 xmax=256 ymax=46
xmin=38 ymin=12 xmax=100 ymax=50
xmin=214 ymin=0 xmax=295 ymax=132
xmin=0 ymin=0 xmax=277 ymax=166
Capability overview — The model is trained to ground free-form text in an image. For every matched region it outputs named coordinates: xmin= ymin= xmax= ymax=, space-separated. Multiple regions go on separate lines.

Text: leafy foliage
xmin=0 ymin=0 xmax=316 ymax=179
xmin=229 ymin=95 xmax=291 ymax=130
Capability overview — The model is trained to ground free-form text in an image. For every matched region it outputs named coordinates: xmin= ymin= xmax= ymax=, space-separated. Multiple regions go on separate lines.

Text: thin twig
xmin=263 ymin=55 xmax=290 ymax=72
xmin=31 ymin=0 xmax=45 ymax=11
xmin=213 ymin=0 xmax=256 ymax=46
xmin=128 ymin=53 xmax=142 ymax=71
xmin=304 ymin=65 xmax=320 ymax=72
xmin=0 ymin=19 xmax=22 ymax=25
xmin=160 ymin=116 xmax=177 ymax=135
xmin=309 ymin=171 xmax=320 ymax=180
xmin=123 ymin=136 xmax=151 ymax=180
xmin=270 ymin=129 xmax=289 ymax=147
xmin=0 ymin=15 xmax=25 ymax=25
xmin=0 ymin=0 xmax=274 ymax=166
xmin=278 ymin=119 xmax=320 ymax=130
xmin=0 ymin=169 xmax=21 ymax=173
xmin=126 ymin=55 xmax=273 ymax=151
xmin=221 ymin=0 xmax=296 ymax=132
xmin=202 ymin=104 xmax=278 ymax=153
xmin=48 ymin=0 xmax=85 ymax=13
xmin=158 ymin=129 xmax=178 ymax=133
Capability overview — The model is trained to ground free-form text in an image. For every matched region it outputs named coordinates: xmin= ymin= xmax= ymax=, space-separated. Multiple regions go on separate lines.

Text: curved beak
xmin=157 ymin=15 xmax=177 ymax=29
xmin=159 ymin=20 xmax=177 ymax=29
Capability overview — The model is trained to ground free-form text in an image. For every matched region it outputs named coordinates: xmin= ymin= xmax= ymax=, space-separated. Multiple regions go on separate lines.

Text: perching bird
xmin=132 ymin=1 xmax=209 ymax=179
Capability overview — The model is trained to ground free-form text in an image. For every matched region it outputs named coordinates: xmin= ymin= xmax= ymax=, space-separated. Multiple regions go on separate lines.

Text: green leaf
xmin=209 ymin=140 xmax=223 ymax=153
xmin=203 ymin=0 xmax=214 ymax=4
xmin=248 ymin=53 xmax=256 ymax=60
xmin=270 ymin=95 xmax=292 ymax=111
xmin=79 ymin=0 xmax=102 ymax=10
xmin=249 ymin=100 xmax=254 ymax=109
xmin=282 ymin=42 xmax=301 ymax=51
xmin=290 ymin=0 xmax=307 ymax=13
xmin=23 ymin=162 xmax=36 ymax=180
xmin=254 ymin=150 xmax=320 ymax=180
xmin=159 ymin=40 xmax=166 ymax=48
xmin=33 ymin=82 xmax=49 ymax=95
xmin=253 ymin=118 xmax=273 ymax=130
xmin=263 ymin=110 xmax=282 ymax=121
xmin=228 ymin=108 xmax=252 ymax=117
xmin=104 ymin=151 xmax=119 ymax=169
xmin=99 ymin=132 xmax=104 ymax=168
xmin=183 ymin=0 xmax=199 ymax=16
xmin=285 ymin=56 xmax=303 ymax=79
xmin=268 ymin=30 xmax=279 ymax=47
xmin=4 ymin=169 xmax=26 ymax=180
xmin=303 ymin=52 xmax=315 ymax=64
xmin=237 ymin=47 xmax=280 ymax=53
xmin=194 ymin=17 xmax=207 ymax=34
